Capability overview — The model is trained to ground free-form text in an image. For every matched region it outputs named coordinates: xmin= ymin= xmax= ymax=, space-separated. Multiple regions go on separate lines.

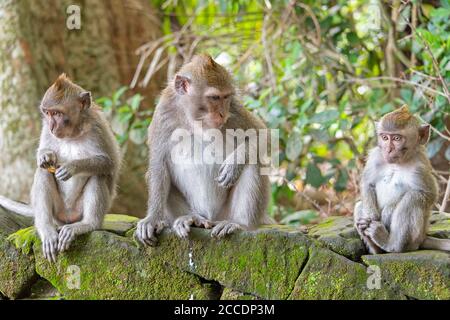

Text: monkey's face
xmin=194 ymin=87 xmax=232 ymax=129
xmin=176 ymin=75 xmax=232 ymax=129
xmin=378 ymin=132 xmax=408 ymax=164
xmin=42 ymin=105 xmax=81 ymax=139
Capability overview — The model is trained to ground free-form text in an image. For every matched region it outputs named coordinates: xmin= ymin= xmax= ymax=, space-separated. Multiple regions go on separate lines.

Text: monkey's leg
xmin=31 ymin=169 xmax=62 ymax=262
xmin=57 ymin=176 xmax=110 ymax=252
xmin=365 ymin=192 xmax=425 ymax=252
xmin=212 ymin=165 xmax=269 ymax=238
xmin=353 ymin=201 xmax=383 ymax=254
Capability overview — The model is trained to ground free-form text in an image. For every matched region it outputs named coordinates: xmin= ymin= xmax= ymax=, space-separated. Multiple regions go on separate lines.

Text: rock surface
xmin=0 ymin=208 xmax=449 ymax=300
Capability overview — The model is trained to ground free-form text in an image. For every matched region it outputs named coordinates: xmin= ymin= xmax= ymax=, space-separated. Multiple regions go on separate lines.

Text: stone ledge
xmin=0 ymin=208 xmax=449 ymax=300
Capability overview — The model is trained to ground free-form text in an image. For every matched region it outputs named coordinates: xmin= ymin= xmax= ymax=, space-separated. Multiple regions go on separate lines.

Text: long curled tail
xmin=421 ymin=236 xmax=450 ymax=251
xmin=0 ymin=195 xmax=33 ymax=217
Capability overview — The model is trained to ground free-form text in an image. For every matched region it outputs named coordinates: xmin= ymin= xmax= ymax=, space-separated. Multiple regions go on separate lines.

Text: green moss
xmin=0 ymin=235 xmax=36 ymax=299
xmin=104 ymin=214 xmax=139 ymax=223
xmin=33 ymin=231 xmax=216 ymax=299
xmin=101 ymin=214 xmax=139 ymax=236
xmin=221 ymin=288 xmax=260 ymax=300
xmin=289 ymin=246 xmax=404 ymax=300
xmin=149 ymin=227 xmax=311 ymax=299
xmin=7 ymin=226 xmax=37 ymax=254
xmin=362 ymin=251 xmax=450 ymax=300
xmin=307 ymin=216 xmax=366 ymax=261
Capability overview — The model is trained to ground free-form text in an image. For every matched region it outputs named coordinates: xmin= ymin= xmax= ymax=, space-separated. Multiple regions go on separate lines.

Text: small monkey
xmin=354 ymin=105 xmax=450 ymax=253
xmin=135 ymin=54 xmax=271 ymax=245
xmin=0 ymin=74 xmax=121 ymax=261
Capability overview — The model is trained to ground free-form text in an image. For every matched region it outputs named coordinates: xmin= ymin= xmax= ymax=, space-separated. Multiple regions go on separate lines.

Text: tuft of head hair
xmin=41 ymin=73 xmax=87 ymax=108
xmin=177 ymin=54 xmax=234 ymax=89
xmin=379 ymin=104 xmax=419 ymax=131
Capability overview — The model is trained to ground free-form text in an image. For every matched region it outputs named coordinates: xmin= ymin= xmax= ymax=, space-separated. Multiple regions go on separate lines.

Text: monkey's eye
xmin=393 ymin=135 xmax=402 ymax=141
xmin=209 ymin=96 xmax=220 ymax=101
xmin=381 ymin=135 xmax=389 ymax=141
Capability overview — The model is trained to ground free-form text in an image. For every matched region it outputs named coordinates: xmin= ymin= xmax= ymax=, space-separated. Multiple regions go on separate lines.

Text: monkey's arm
xmin=55 ymin=155 xmax=114 ymax=181
xmin=360 ymin=179 xmax=381 ymax=221
xmin=135 ymin=127 xmax=171 ymax=245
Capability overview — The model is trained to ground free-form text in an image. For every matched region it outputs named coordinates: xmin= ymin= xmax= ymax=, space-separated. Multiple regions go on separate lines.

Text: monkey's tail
xmin=420 ymin=236 xmax=450 ymax=251
xmin=0 ymin=195 xmax=33 ymax=217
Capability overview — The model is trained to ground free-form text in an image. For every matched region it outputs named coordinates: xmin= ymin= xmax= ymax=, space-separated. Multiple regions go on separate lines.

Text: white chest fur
xmin=54 ymin=138 xmax=100 ymax=209
xmin=56 ymin=138 xmax=100 ymax=163
xmin=168 ymin=132 xmax=231 ymax=218
xmin=375 ymin=163 xmax=417 ymax=210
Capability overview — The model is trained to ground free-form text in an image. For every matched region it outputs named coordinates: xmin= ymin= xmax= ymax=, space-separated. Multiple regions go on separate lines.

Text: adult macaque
xmin=354 ymin=105 xmax=450 ymax=253
xmin=135 ymin=54 xmax=271 ymax=245
xmin=0 ymin=74 xmax=121 ymax=261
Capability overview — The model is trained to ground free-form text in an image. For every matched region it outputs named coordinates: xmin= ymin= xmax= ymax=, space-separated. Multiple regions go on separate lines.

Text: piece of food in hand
xmin=47 ymin=166 xmax=57 ymax=174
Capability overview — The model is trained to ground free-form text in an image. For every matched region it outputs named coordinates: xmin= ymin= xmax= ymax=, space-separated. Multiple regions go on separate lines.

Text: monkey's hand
xmin=38 ymin=150 xmax=57 ymax=169
xmin=364 ymin=220 xmax=389 ymax=249
xmin=135 ymin=218 xmax=167 ymax=246
xmin=216 ymin=163 xmax=244 ymax=188
xmin=41 ymin=229 xmax=59 ymax=263
xmin=355 ymin=217 xmax=372 ymax=234
xmin=211 ymin=221 xmax=242 ymax=238
xmin=55 ymin=162 xmax=77 ymax=181
xmin=173 ymin=215 xmax=214 ymax=239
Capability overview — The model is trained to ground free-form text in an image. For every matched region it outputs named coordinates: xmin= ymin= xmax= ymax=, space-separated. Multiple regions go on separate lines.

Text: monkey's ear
xmin=79 ymin=91 xmax=92 ymax=109
xmin=175 ymin=75 xmax=191 ymax=95
xmin=418 ymin=124 xmax=430 ymax=145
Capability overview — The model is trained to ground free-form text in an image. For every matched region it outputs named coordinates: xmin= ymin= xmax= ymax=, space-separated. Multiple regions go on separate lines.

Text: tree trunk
xmin=0 ymin=0 xmax=166 ymax=217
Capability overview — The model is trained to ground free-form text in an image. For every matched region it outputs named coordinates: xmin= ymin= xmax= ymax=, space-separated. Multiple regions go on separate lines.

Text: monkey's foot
xmin=135 ymin=218 xmax=167 ymax=246
xmin=216 ymin=163 xmax=243 ymax=188
xmin=42 ymin=231 xmax=59 ymax=262
xmin=57 ymin=224 xmax=77 ymax=252
xmin=173 ymin=215 xmax=214 ymax=239
xmin=211 ymin=221 xmax=242 ymax=238
xmin=364 ymin=220 xmax=389 ymax=249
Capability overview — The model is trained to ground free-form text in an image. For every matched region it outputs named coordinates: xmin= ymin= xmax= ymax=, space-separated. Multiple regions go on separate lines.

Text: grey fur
xmin=0 ymin=104 xmax=121 ymax=261
xmin=135 ymin=87 xmax=271 ymax=246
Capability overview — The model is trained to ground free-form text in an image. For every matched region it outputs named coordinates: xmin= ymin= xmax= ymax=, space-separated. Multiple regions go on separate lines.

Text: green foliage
xmin=97 ymin=87 xmax=151 ymax=146
xmin=141 ymin=1 xmax=450 ymax=223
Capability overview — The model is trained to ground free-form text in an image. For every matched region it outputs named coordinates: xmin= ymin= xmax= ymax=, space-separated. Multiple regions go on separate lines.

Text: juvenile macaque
xmin=135 ymin=54 xmax=271 ymax=245
xmin=354 ymin=105 xmax=450 ymax=253
xmin=0 ymin=74 xmax=121 ymax=261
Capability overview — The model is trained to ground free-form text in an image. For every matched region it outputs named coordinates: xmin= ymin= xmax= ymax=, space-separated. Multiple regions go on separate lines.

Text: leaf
xmin=334 ymin=168 xmax=349 ymax=192
xmin=306 ymin=162 xmax=325 ymax=188
xmin=129 ymin=94 xmax=143 ymax=112
xmin=310 ymin=109 xmax=340 ymax=124
xmin=280 ymin=210 xmax=319 ymax=225
xmin=129 ymin=127 xmax=148 ymax=145
xmin=286 ymin=130 xmax=303 ymax=161
xmin=112 ymin=86 xmax=128 ymax=104
xmin=111 ymin=115 xmax=129 ymax=136
xmin=426 ymin=138 xmax=444 ymax=158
